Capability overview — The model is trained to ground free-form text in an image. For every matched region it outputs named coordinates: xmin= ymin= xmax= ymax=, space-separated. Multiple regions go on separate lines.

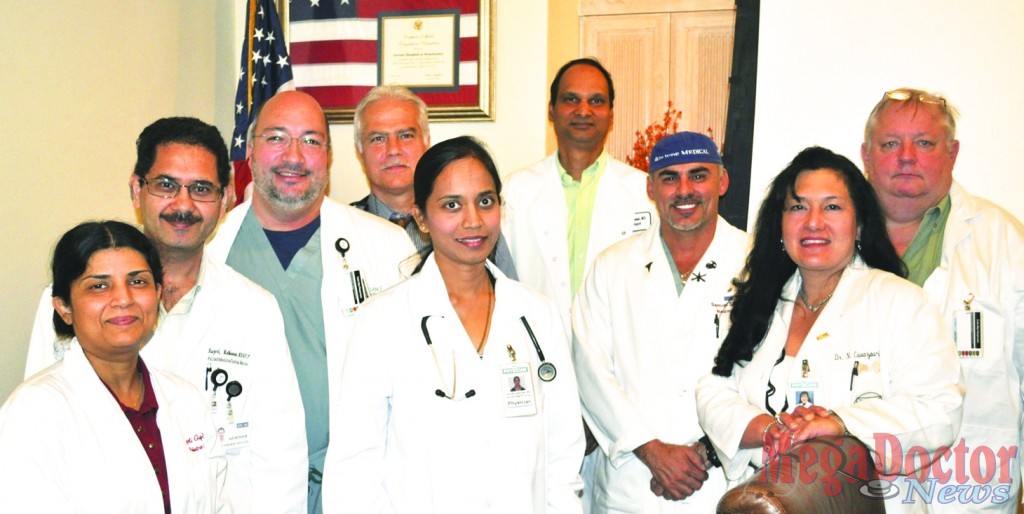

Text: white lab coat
xmin=921 ymin=183 xmax=1024 ymax=514
xmin=24 ymin=257 xmax=308 ymax=514
xmin=321 ymin=255 xmax=585 ymax=514
xmin=696 ymin=260 xmax=964 ymax=514
xmin=572 ymin=219 xmax=749 ymax=512
xmin=206 ymin=197 xmax=417 ymax=420
xmin=0 ymin=341 xmax=228 ymax=513
xmin=502 ymin=152 xmax=657 ymax=334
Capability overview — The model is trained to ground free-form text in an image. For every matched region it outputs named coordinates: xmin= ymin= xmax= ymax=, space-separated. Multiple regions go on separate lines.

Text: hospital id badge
xmin=343 ymin=268 xmax=368 ymax=316
xmin=954 ymin=311 xmax=983 ymax=358
xmin=501 ymin=363 xmax=537 ymax=417
xmin=218 ymin=420 xmax=251 ymax=450
xmin=790 ymin=378 xmax=822 ymax=412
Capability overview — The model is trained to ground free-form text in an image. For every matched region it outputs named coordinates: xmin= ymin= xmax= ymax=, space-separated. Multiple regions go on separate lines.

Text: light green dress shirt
xmin=902 ymin=195 xmax=951 ymax=286
xmin=560 ymin=152 xmax=608 ymax=298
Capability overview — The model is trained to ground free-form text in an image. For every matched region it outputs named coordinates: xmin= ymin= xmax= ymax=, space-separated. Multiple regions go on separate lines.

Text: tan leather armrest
xmin=717 ymin=435 xmax=887 ymax=514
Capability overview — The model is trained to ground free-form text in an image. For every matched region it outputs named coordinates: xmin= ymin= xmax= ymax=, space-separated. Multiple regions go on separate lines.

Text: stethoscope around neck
xmin=421 ymin=314 xmax=557 ymax=400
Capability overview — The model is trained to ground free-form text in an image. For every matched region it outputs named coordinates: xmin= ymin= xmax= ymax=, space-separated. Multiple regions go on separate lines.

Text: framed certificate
xmin=281 ymin=0 xmax=495 ymax=123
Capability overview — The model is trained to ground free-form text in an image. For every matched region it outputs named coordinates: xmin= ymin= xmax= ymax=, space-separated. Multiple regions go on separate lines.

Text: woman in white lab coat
xmin=0 ymin=221 xmax=227 ymax=513
xmin=695 ymin=148 xmax=963 ymax=512
xmin=322 ymin=136 xmax=585 ymax=513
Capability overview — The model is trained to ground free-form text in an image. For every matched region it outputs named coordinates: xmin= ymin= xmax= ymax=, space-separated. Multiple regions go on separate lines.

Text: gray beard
xmin=253 ymin=168 xmax=327 ymax=212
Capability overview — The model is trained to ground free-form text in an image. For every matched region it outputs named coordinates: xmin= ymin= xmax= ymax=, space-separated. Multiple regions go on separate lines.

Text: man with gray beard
xmin=206 ymin=91 xmax=415 ymax=514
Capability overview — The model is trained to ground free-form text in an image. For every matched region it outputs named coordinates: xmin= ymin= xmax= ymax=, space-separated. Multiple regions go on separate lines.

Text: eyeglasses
xmin=139 ymin=177 xmax=223 ymax=203
xmin=256 ymin=130 xmax=330 ymax=153
xmin=883 ymin=90 xmax=947 ymax=109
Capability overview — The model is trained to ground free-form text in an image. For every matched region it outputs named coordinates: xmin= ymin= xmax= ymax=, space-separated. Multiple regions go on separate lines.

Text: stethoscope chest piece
xmin=538 ymin=361 xmax=557 ymax=382
xmin=518 ymin=315 xmax=557 ymax=382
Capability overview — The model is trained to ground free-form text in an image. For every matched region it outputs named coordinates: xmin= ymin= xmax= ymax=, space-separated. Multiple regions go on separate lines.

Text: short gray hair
xmin=864 ymin=88 xmax=960 ymax=145
xmin=353 ymin=86 xmax=430 ymax=152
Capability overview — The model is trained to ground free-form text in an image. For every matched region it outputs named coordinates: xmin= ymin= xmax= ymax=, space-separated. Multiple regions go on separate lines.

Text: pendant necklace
xmin=799 ymin=290 xmax=834 ymax=314
xmin=475 ymin=281 xmax=494 ymax=356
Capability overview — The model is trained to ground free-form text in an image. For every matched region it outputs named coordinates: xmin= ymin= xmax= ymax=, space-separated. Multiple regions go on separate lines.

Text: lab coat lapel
xmin=799 ymin=263 xmax=860 ymax=350
xmin=407 ymin=255 xmax=471 ymax=358
xmin=637 ymin=229 xmax=681 ymax=344
xmin=64 ymin=342 xmax=164 ymax=496
xmin=205 ymin=200 xmax=249 ymax=263
xmin=320 ymin=199 xmax=346 ymax=337
xmin=529 ymin=163 xmax=570 ymax=288
xmin=923 ymin=184 xmax=975 ymax=305
xmin=587 ymin=165 xmax=643 ymax=273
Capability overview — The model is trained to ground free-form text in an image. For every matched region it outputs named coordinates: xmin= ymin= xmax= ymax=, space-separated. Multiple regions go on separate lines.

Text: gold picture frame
xmin=278 ymin=0 xmax=495 ymax=124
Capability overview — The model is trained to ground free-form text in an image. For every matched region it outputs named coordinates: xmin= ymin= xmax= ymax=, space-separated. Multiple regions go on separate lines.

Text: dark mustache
xmin=670 ymin=194 xmax=702 ymax=207
xmin=160 ymin=211 xmax=202 ymax=224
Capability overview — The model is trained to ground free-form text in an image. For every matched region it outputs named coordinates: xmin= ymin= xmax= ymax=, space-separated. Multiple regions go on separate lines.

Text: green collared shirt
xmin=659 ymin=231 xmax=687 ymax=296
xmin=902 ymin=195 xmax=951 ymax=286
xmin=560 ymin=152 xmax=607 ymax=298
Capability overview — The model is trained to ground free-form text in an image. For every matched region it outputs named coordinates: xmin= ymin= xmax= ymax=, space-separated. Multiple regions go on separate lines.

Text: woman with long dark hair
xmin=0 ymin=221 xmax=227 ymax=513
xmin=322 ymin=137 xmax=584 ymax=513
xmin=695 ymin=148 xmax=962 ymax=511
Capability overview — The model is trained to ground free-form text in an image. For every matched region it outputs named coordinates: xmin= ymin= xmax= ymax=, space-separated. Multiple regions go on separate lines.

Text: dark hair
xmin=549 ymin=58 xmax=615 ymax=108
xmin=412 ymin=136 xmax=502 ymax=273
xmin=134 ymin=117 xmax=231 ymax=188
xmin=711 ymin=146 xmax=904 ymax=377
xmin=51 ymin=221 xmax=163 ymax=339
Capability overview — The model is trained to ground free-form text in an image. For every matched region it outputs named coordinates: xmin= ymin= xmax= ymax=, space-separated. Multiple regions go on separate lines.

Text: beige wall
xmin=545 ymin=0 xmax=581 ymax=154
xmin=750 ymin=0 xmax=1024 ymax=226
xmin=0 ymin=1 xmax=228 ymax=402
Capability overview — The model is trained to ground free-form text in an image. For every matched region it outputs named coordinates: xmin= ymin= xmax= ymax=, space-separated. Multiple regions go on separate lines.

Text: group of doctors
xmin=0 ymin=54 xmax=1022 ymax=514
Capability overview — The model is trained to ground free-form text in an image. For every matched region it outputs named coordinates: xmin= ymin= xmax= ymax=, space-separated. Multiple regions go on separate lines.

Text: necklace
xmin=799 ymin=290 xmax=834 ymax=314
xmin=131 ymin=370 xmax=145 ymax=410
xmin=476 ymin=281 xmax=494 ymax=355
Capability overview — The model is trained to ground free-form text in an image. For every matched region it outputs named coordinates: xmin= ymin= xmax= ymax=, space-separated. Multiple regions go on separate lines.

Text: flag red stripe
xmin=291 ymin=37 xmax=479 ymax=65
xmin=291 ymin=40 xmax=377 ymax=64
xmin=299 ymin=85 xmax=480 ymax=109
xmin=232 ymin=160 xmax=252 ymax=207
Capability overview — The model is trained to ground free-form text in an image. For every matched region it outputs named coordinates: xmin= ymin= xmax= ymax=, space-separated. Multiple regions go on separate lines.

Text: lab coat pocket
xmin=850 ymin=368 xmax=887 ymax=406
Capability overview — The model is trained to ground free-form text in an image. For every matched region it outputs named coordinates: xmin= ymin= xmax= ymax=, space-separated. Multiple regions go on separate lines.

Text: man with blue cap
xmin=572 ymin=131 xmax=749 ymax=512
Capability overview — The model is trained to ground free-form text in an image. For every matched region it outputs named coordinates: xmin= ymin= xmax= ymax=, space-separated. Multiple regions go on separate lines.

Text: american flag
xmin=288 ymin=0 xmax=480 ymax=109
xmin=230 ymin=0 xmax=294 ymax=205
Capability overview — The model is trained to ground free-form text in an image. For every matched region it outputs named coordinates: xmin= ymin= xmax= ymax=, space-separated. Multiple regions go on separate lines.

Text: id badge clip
xmin=502 ymin=346 xmax=537 ymax=417
xmin=954 ymin=293 xmax=983 ymax=358
xmin=790 ymin=359 xmax=822 ymax=412
xmin=337 ymin=237 xmax=368 ymax=316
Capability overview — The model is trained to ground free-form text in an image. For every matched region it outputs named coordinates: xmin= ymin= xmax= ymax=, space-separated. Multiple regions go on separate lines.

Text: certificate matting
xmin=379 ymin=12 xmax=459 ymax=89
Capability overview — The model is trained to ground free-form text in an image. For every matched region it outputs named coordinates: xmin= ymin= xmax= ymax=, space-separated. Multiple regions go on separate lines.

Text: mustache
xmin=160 ymin=210 xmax=203 ymax=225
xmin=271 ymin=163 xmax=309 ymax=174
xmin=669 ymin=194 xmax=703 ymax=208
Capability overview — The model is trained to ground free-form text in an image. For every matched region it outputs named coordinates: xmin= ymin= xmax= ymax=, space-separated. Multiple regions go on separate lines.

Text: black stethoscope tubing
xmin=519 ymin=316 xmax=557 ymax=382
xmin=420 ymin=315 xmax=558 ymax=383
